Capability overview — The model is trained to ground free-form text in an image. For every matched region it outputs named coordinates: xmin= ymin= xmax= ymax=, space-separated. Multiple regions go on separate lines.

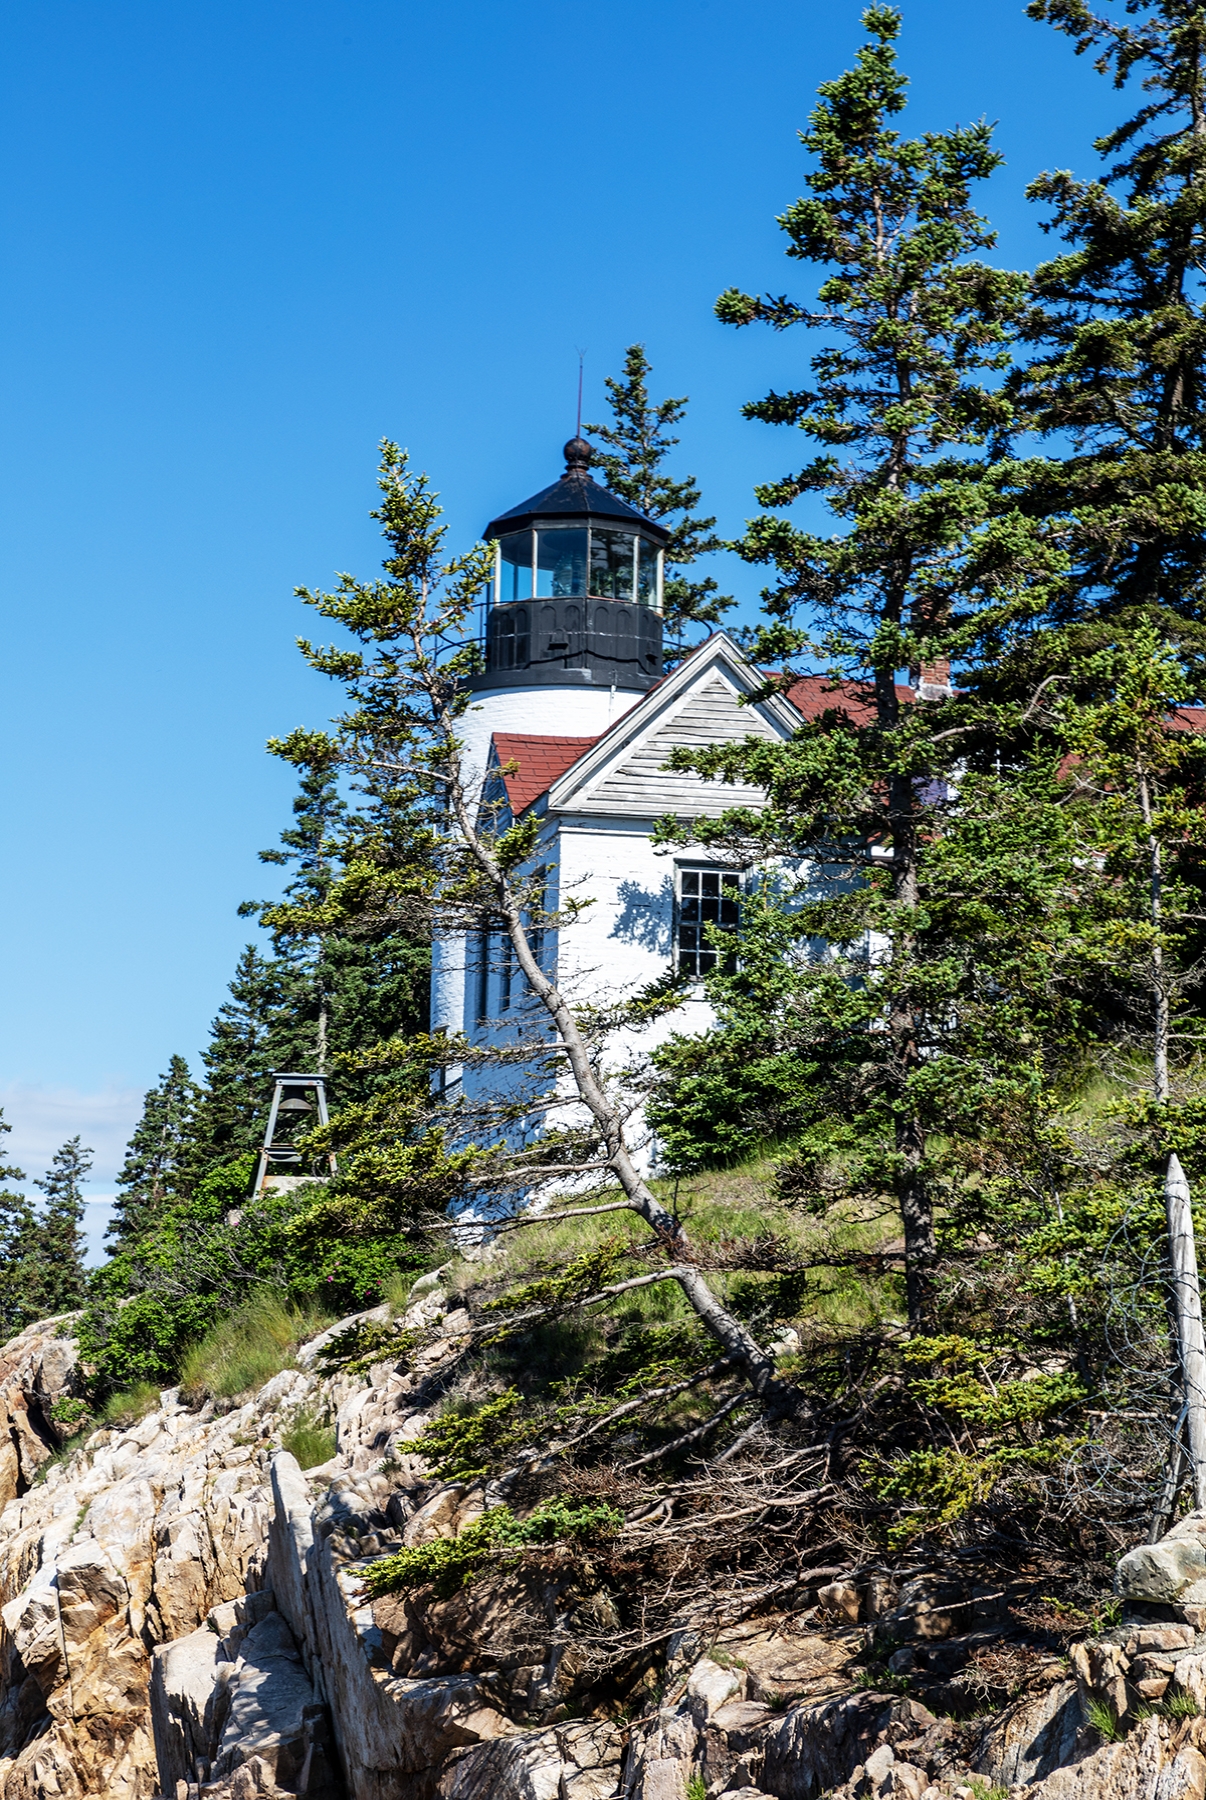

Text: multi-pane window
xmin=493 ymin=525 xmax=663 ymax=608
xmin=676 ymin=867 xmax=739 ymax=976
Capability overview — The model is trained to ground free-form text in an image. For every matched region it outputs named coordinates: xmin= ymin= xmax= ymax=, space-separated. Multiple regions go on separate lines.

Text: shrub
xmin=179 ymin=1291 xmax=330 ymax=1401
xmin=78 ymin=1289 xmax=221 ymax=1396
xmin=49 ymin=1396 xmax=92 ymax=1433
xmin=408 ymin=1389 xmax=526 ymax=1483
xmin=365 ymin=1497 xmax=625 ymax=1599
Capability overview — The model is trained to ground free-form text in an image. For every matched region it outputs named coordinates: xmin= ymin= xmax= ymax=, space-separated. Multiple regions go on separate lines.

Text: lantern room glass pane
xmin=590 ymin=527 xmax=635 ymax=599
xmin=637 ymin=537 xmax=660 ymax=607
xmin=498 ymin=531 xmax=533 ymax=602
xmin=535 ymin=527 xmax=587 ymax=598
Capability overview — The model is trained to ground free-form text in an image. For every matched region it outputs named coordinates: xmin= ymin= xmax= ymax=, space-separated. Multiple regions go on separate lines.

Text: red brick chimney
xmin=913 ymin=658 xmax=951 ymax=700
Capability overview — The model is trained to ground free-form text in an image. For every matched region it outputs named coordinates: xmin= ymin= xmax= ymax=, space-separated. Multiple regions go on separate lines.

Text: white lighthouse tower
xmin=432 ymin=439 xmax=672 ymax=1048
xmin=457 ymin=434 xmax=671 ymax=785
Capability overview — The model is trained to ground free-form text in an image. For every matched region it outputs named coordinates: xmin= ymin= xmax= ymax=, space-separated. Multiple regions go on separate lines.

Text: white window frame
xmin=674 ymin=864 xmax=741 ymax=978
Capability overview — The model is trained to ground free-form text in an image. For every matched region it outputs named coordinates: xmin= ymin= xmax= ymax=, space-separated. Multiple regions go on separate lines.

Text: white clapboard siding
xmin=567 ymin=676 xmax=782 ymax=818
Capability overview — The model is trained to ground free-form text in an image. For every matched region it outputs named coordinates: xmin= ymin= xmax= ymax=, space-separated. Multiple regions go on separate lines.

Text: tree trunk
xmin=436 ymin=688 xmax=786 ymax=1405
xmin=886 ymin=763 xmax=934 ymax=1333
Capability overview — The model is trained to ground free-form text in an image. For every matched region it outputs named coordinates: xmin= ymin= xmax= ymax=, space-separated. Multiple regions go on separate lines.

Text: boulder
xmin=213 ymin=1612 xmax=322 ymax=1792
xmin=1017 ymin=1712 xmax=1205 ymax=1798
xmin=150 ymin=1625 xmax=226 ymax=1792
xmin=973 ymin=1681 xmax=1082 ymax=1790
xmin=1118 ymin=1515 xmax=1206 ymax=1603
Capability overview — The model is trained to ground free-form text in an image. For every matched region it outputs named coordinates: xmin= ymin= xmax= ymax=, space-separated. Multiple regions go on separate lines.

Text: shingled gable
xmin=543 ymin=632 xmax=802 ymax=819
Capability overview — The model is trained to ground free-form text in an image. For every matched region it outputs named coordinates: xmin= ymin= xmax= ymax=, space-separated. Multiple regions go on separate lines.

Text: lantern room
xmin=473 ymin=438 xmax=671 ymax=693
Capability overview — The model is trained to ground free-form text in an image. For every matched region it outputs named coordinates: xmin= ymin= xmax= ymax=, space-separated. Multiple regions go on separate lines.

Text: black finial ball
xmin=563 ymin=436 xmax=592 ymax=471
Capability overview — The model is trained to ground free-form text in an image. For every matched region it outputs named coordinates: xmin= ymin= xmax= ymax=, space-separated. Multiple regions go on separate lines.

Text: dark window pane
xmin=499 ymin=532 xmax=532 ymax=601
xmin=589 ymin=528 xmax=635 ymax=599
xmin=536 ymin=528 xmax=587 ymax=598
xmin=637 ymin=537 xmax=659 ymax=606
xmin=676 ymin=867 xmax=740 ymax=977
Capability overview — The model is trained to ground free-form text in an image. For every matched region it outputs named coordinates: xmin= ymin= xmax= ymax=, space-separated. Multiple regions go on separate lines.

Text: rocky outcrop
xmin=2 ymin=1301 xmax=1206 ymax=1800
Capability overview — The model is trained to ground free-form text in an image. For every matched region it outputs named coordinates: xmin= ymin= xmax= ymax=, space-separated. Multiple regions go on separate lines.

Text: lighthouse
xmin=433 ymin=438 xmax=673 ymax=1064
xmin=454 ymin=436 xmax=673 ymax=803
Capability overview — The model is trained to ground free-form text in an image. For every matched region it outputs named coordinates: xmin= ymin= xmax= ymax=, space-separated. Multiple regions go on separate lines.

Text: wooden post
xmin=1166 ymin=1152 xmax=1206 ymax=1511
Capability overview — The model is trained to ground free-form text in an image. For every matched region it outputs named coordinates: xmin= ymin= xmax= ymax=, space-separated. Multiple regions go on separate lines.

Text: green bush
xmin=78 ymin=1289 xmax=221 ymax=1395
xmin=188 ymin=1154 xmax=258 ymax=1223
xmin=49 ymin=1396 xmax=92 ymax=1433
xmin=365 ymin=1497 xmax=625 ymax=1599
xmin=296 ymin=1238 xmax=426 ymax=1313
xmin=408 ymin=1389 xmax=525 ymax=1483
xmin=179 ymin=1290 xmax=330 ymax=1400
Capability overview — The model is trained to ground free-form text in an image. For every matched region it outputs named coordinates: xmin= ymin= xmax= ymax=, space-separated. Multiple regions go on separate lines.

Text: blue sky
xmin=0 ymin=0 xmax=1123 ymax=1214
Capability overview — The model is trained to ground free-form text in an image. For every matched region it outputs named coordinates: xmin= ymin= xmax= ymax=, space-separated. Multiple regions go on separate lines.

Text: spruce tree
xmin=241 ymin=762 xmax=346 ymax=1073
xmin=108 ymin=1056 xmax=201 ymax=1248
xmin=674 ymin=6 xmax=1045 ymax=1327
xmin=584 ymin=345 xmax=733 ymax=661
xmin=190 ymin=946 xmax=302 ymax=1168
xmin=30 ymin=1137 xmax=90 ymax=1317
xmin=0 ymin=1112 xmax=37 ymax=1336
xmin=1013 ymin=0 xmax=1206 ymax=659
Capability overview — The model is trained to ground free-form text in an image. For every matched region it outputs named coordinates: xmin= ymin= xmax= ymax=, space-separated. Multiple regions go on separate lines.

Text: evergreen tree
xmin=29 ymin=1137 xmax=90 ymax=1316
xmin=584 ymin=345 xmax=734 ymax=661
xmin=1009 ymin=0 xmax=1206 ymax=661
xmin=0 ymin=1112 xmax=37 ymax=1336
xmin=241 ymin=762 xmax=346 ymax=1073
xmin=108 ymin=1056 xmax=201 ymax=1248
xmin=190 ymin=946 xmax=304 ymax=1168
xmin=673 ymin=6 xmax=1047 ymax=1326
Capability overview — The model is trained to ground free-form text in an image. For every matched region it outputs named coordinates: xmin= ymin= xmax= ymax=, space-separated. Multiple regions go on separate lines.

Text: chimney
xmin=913 ymin=658 xmax=951 ymax=700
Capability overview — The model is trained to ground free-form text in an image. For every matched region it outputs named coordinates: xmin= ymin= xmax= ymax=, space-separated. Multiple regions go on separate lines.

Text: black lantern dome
xmin=472 ymin=441 xmax=670 ymax=692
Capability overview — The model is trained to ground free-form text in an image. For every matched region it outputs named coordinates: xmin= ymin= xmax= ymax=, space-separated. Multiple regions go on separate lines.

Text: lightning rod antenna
xmin=575 ymin=347 xmax=586 ymax=438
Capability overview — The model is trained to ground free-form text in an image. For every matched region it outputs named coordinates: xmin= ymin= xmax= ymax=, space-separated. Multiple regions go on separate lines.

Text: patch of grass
xmin=281 ymin=1407 xmax=337 ymax=1470
xmin=32 ymin=1441 xmax=80 ymax=1484
xmin=853 ymin=1667 xmax=911 ymax=1694
xmin=179 ymin=1291 xmax=331 ymax=1401
xmin=968 ymin=1783 xmax=1009 ymax=1800
xmin=685 ymin=1778 xmax=708 ymax=1800
xmin=1084 ymin=1696 xmax=1124 ymax=1741
xmin=101 ymin=1381 xmax=161 ymax=1427
xmin=1164 ymin=1690 xmax=1200 ymax=1719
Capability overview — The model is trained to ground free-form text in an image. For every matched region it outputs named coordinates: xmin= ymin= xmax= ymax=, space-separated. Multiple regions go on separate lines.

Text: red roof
xmin=783 ymin=673 xmax=915 ymax=722
xmin=491 ymin=733 xmax=602 ymax=815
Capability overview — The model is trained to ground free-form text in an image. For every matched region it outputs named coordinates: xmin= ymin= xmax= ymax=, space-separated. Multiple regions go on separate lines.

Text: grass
xmin=180 ymin=1291 xmax=332 ymax=1401
xmin=382 ymin=1152 xmax=912 ymax=1479
xmin=1084 ymin=1696 xmax=1124 ymax=1742
xmin=101 ymin=1381 xmax=161 ymax=1427
xmin=442 ymin=1155 xmax=903 ymax=1338
xmin=281 ymin=1407 xmax=337 ymax=1469
xmin=32 ymin=1441 xmax=81 ymax=1484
